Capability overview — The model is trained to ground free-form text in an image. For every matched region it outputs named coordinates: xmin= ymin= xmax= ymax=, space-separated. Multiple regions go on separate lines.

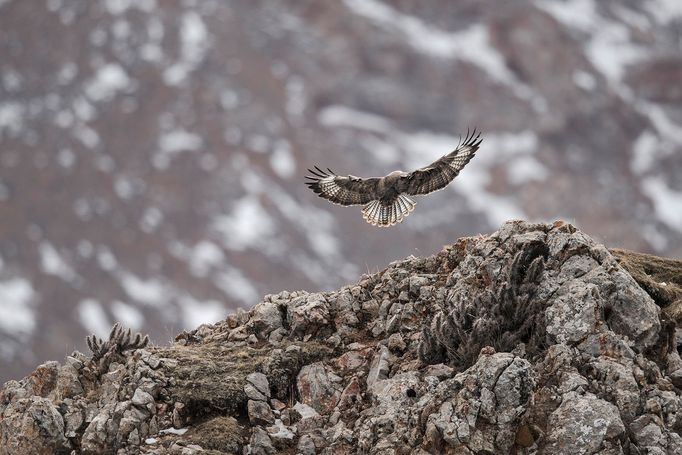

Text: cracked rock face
xmin=2 ymin=220 xmax=682 ymax=454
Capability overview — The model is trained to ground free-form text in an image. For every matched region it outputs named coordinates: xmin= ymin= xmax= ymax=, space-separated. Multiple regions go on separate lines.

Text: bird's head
xmin=388 ymin=170 xmax=409 ymax=178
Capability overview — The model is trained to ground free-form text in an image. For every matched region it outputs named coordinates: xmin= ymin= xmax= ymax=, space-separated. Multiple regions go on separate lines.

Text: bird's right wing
xmin=305 ymin=167 xmax=380 ymax=206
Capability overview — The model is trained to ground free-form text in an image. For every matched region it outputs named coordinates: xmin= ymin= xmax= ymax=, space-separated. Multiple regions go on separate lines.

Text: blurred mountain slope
xmin=0 ymin=0 xmax=681 ymax=382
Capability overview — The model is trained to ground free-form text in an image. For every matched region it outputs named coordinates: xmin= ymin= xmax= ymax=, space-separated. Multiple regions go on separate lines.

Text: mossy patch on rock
xmin=185 ymin=416 xmax=244 ymax=453
xmin=611 ymin=248 xmax=682 ymax=321
xmin=159 ymin=340 xmax=334 ymax=421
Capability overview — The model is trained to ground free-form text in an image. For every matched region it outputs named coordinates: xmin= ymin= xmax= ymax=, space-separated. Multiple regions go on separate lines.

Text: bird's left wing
xmin=401 ymin=129 xmax=482 ymax=196
xmin=305 ymin=167 xmax=380 ymax=206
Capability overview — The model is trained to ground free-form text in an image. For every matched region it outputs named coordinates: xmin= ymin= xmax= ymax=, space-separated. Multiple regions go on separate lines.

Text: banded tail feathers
xmin=361 ymin=195 xmax=416 ymax=227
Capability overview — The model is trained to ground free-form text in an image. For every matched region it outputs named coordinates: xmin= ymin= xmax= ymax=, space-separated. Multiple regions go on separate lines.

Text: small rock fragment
xmin=249 ymin=427 xmax=276 ymax=455
xmin=248 ymin=399 xmax=275 ymax=425
xmin=247 ymin=372 xmax=271 ymax=399
xmin=387 ymin=333 xmax=406 ymax=353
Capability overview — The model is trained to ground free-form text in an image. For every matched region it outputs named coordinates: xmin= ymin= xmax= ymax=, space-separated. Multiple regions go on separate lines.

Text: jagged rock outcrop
xmin=2 ymin=220 xmax=682 ymax=454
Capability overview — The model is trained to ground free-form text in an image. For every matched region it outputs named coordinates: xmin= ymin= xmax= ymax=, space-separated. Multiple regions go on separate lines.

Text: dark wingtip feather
xmin=307 ymin=168 xmax=327 ymax=178
xmin=461 ymin=128 xmax=483 ymax=149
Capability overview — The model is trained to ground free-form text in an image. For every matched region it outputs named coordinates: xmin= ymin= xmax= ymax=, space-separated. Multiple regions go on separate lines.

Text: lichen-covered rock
xmin=287 ymin=293 xmax=331 ymax=338
xmin=296 ymin=363 xmax=342 ymax=414
xmin=424 ymin=352 xmax=533 ymax=453
xmin=248 ymin=399 xmax=275 ymax=425
xmin=247 ymin=302 xmax=284 ymax=339
xmin=246 ymin=372 xmax=271 ymax=400
xmin=420 ymin=220 xmax=660 ymax=369
xmin=0 ymin=397 xmax=69 ymax=454
xmin=247 ymin=427 xmax=276 ymax=454
xmin=544 ymin=392 xmax=626 ymax=454
xmin=1 ymin=220 xmax=681 ymax=454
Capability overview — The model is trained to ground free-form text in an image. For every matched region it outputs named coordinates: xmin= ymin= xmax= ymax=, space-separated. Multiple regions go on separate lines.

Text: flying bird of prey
xmin=305 ymin=129 xmax=482 ymax=227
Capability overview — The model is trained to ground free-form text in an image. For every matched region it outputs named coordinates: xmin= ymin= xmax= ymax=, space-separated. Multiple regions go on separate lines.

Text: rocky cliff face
xmin=2 ymin=0 xmax=682 ymax=385
xmin=2 ymin=220 xmax=682 ymax=454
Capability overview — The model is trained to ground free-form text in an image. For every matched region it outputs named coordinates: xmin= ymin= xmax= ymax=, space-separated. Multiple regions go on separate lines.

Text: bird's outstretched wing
xmin=305 ymin=167 xmax=380 ymax=206
xmin=402 ymin=129 xmax=482 ymax=196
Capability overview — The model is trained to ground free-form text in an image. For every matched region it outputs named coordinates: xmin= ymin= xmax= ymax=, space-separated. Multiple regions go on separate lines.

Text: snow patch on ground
xmin=114 ymin=175 xmax=135 ymax=199
xmin=0 ymin=277 xmax=36 ymax=336
xmin=111 ymin=300 xmax=145 ymax=329
xmin=586 ymin=25 xmax=645 ymax=84
xmin=0 ymin=102 xmax=25 ymax=138
xmin=167 ymin=239 xmax=258 ymax=306
xmin=636 ymin=101 xmax=682 ymax=146
xmin=159 ymin=130 xmax=203 ymax=154
xmin=141 ymin=17 xmax=164 ymax=62
xmin=213 ymin=195 xmax=277 ymax=251
xmin=85 ymin=63 xmax=131 ymax=102
xmin=97 ymin=245 xmax=118 ymax=271
xmin=163 ymin=11 xmax=210 ymax=86
xmin=39 ymin=241 xmax=80 ymax=284
xmin=319 ymin=105 xmax=392 ymax=133
xmin=631 ymin=130 xmax=659 ymax=175
xmin=641 ymin=177 xmax=682 ymax=232
xmin=180 ymin=296 xmax=225 ymax=328
xmin=58 ymin=148 xmax=77 ymax=168
xmin=645 ymin=0 xmax=682 ymax=25
xmin=214 ymin=268 xmax=259 ymax=305
xmin=57 ymin=63 xmax=78 ymax=85
xmin=78 ymin=299 xmax=111 ymax=337
xmin=507 ymin=155 xmax=549 ymax=185
xmin=72 ymin=124 xmax=101 ymax=149
xmin=140 ymin=207 xmax=164 ymax=233
xmin=2 ymin=69 xmax=22 ymax=92
xmin=360 ymin=135 xmax=401 ymax=165
xmin=573 ymin=70 xmax=597 ymax=91
xmin=154 ymin=129 xmax=203 ymax=169
xmin=105 ymin=0 xmax=156 ymax=16
xmin=537 ymin=0 xmax=598 ymax=31
xmin=118 ymin=272 xmax=168 ymax=307
xmin=189 ymin=241 xmax=225 ymax=277
xmin=270 ymin=140 xmax=296 ymax=179
xmin=169 ymin=240 xmax=226 ymax=278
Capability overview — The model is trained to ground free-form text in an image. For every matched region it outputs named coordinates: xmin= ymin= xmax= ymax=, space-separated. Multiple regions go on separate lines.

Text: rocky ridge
xmin=2 ymin=0 xmax=682 ymax=385
xmin=2 ymin=220 xmax=682 ymax=454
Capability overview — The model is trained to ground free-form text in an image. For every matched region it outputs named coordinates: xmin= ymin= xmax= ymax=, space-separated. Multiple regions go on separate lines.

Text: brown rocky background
xmin=1 ymin=1 xmax=681 ymax=384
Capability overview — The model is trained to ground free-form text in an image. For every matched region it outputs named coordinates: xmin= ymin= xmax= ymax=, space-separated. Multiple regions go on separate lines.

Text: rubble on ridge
xmin=2 ymin=220 xmax=682 ymax=454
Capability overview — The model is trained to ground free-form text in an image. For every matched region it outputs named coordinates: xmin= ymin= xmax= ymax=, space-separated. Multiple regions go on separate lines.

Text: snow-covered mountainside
xmin=1 ymin=0 xmax=681 ymax=382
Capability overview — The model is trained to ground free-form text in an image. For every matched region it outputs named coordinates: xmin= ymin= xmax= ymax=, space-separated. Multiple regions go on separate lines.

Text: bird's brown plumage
xmin=305 ymin=129 xmax=482 ymax=227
